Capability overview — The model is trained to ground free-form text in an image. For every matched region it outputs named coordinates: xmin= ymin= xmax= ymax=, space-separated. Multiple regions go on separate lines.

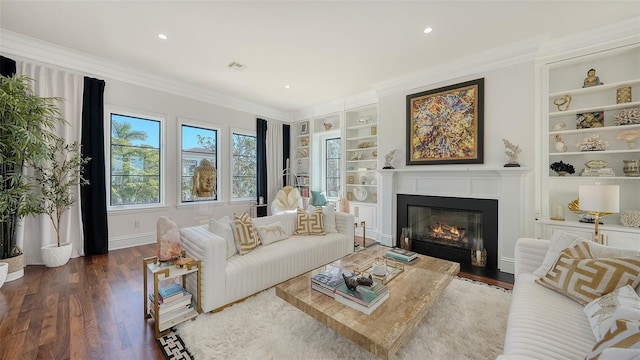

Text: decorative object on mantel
xmin=502 ymin=139 xmax=521 ymax=167
xmin=613 ymin=108 xmax=640 ymax=125
xmin=617 ymin=86 xmax=632 ymax=104
xmin=580 ymin=159 xmax=615 ymax=177
xmin=383 ymin=149 xmax=397 ymax=169
xmin=620 ymin=210 xmax=640 ymax=228
xmin=582 ymin=68 xmax=603 ymax=88
xmin=576 ymin=111 xmax=604 ymax=129
xmin=576 ymin=134 xmax=609 ymax=151
xmin=616 ymin=130 xmax=640 ymax=149
xmin=553 ymin=94 xmax=572 ymax=111
xmin=550 ymin=160 xmax=575 ymax=176
xmin=554 ymin=135 xmax=568 ymax=152
xmin=552 ymin=122 xmax=567 ymax=131
xmin=622 ymin=159 xmax=640 ymax=177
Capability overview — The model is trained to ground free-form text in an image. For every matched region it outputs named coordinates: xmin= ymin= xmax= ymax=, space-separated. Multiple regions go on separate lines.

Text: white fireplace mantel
xmin=377 ymin=167 xmax=530 ymax=274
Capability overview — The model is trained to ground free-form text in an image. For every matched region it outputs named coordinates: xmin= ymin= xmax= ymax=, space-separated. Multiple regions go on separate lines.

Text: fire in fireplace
xmin=397 ymin=194 xmax=498 ymax=269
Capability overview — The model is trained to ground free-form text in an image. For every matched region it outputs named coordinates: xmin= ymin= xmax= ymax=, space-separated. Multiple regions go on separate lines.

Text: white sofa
xmin=179 ymin=211 xmax=354 ymax=312
xmin=499 ymin=237 xmax=640 ymax=359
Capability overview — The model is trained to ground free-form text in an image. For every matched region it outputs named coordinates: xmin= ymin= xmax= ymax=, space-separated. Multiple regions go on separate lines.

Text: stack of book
xmin=310 ymin=265 xmax=354 ymax=297
xmin=385 ymin=248 xmax=418 ymax=263
xmin=149 ymin=283 xmax=195 ymax=331
xmin=334 ymin=281 xmax=389 ymax=315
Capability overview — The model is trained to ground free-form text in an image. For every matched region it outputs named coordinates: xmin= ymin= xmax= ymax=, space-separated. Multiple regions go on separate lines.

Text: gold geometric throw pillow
xmin=586 ymin=319 xmax=640 ymax=360
xmin=536 ymin=242 xmax=640 ymax=305
xmin=294 ymin=208 xmax=325 ymax=235
xmin=232 ymin=212 xmax=261 ymax=255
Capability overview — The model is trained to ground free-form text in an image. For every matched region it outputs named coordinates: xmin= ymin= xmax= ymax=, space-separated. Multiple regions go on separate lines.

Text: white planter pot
xmin=41 ymin=242 xmax=73 ymax=268
xmin=0 ymin=262 xmax=8 ymax=288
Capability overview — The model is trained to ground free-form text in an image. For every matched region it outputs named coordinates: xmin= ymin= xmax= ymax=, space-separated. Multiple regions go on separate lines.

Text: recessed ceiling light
xmin=158 ymin=33 xmax=168 ymax=40
xmin=423 ymin=27 xmax=433 ymax=34
xmin=284 ymin=84 xmax=291 ymax=89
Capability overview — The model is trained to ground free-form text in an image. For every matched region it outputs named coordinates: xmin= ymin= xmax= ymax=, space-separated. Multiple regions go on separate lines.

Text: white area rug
xmin=176 ymin=278 xmax=511 ymax=359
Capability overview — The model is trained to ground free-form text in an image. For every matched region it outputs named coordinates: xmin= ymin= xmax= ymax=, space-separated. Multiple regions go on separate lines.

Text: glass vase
xmin=400 ymin=227 xmax=412 ymax=250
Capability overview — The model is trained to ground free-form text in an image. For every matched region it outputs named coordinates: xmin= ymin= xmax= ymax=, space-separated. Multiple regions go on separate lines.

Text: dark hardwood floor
xmin=0 ymin=241 xmax=513 ymax=360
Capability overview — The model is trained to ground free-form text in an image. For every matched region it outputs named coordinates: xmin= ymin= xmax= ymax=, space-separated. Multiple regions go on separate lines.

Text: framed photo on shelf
xmin=406 ymin=78 xmax=484 ymax=165
xmin=300 ymin=121 xmax=309 ymax=135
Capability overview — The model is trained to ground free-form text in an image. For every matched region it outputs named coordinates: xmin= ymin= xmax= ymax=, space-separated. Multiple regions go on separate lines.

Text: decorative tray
xmin=353 ymin=257 xmax=404 ymax=285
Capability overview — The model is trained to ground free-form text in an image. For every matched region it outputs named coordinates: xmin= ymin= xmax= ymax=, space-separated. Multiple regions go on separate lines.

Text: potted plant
xmin=0 ymin=75 xmax=63 ymax=279
xmin=35 ymin=137 xmax=90 ymax=267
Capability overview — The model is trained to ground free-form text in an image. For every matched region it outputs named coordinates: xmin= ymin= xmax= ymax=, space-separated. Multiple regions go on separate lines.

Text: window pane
xmin=182 ymin=125 xmax=217 ymax=202
xmin=110 ymin=114 xmax=161 ymax=206
xmin=325 ymin=137 xmax=341 ymax=198
xmin=232 ymin=133 xmax=257 ymax=199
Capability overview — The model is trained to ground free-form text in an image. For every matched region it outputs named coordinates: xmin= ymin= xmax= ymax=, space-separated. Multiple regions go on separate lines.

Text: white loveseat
xmin=179 ymin=211 xmax=354 ymax=312
xmin=500 ymin=237 xmax=640 ymax=359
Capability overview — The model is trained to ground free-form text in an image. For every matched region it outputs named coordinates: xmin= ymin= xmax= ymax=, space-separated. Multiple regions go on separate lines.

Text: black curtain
xmin=256 ymin=118 xmax=268 ymax=203
xmin=81 ymin=77 xmax=108 ymax=255
xmin=0 ymin=56 xmax=16 ymax=77
xmin=282 ymin=124 xmax=290 ymax=186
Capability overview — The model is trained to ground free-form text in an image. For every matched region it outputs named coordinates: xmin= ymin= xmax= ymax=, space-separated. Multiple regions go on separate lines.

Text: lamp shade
xmin=579 ymin=185 xmax=619 ymax=213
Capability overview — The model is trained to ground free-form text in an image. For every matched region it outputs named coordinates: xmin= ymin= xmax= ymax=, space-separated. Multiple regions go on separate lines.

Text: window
xmin=109 ymin=113 xmax=161 ymax=206
xmin=325 ymin=137 xmax=341 ymax=198
xmin=232 ymin=132 xmax=257 ymax=200
xmin=181 ymin=124 xmax=218 ymax=202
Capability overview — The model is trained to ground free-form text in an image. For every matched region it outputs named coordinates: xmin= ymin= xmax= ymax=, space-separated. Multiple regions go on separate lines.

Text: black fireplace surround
xmin=397 ymin=194 xmax=498 ymax=269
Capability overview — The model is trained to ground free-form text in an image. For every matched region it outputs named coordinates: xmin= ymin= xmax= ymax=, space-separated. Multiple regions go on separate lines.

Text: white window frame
xmin=105 ymin=106 xmax=166 ymax=211
xmin=178 ymin=118 xmax=222 ymax=205
xmin=316 ymin=130 xmax=341 ymax=200
xmin=230 ymin=128 xmax=257 ymax=202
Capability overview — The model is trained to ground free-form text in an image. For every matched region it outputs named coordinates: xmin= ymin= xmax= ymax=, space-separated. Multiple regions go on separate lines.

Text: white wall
xmin=376 ymin=61 xmax=538 ymax=266
xmin=104 ymin=79 xmax=265 ymax=249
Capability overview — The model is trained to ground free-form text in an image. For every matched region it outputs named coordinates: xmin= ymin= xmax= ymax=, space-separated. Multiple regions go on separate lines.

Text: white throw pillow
xmin=533 ymin=231 xmax=590 ymax=277
xmin=256 ymin=221 xmax=289 ymax=245
xmin=252 ymin=213 xmax=297 ymax=236
xmin=585 ymin=285 xmax=640 ymax=342
xmin=308 ymin=203 xmax=337 ymax=233
xmin=208 ymin=216 xmax=237 ymax=258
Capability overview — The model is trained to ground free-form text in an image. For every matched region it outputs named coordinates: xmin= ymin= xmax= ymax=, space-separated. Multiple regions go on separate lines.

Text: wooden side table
xmin=143 ymin=256 xmax=201 ymax=338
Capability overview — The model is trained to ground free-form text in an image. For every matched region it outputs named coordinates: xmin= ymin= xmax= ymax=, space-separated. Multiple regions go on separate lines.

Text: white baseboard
xmin=499 ymin=257 xmax=515 ymax=275
xmin=109 ymin=232 xmax=155 ymax=251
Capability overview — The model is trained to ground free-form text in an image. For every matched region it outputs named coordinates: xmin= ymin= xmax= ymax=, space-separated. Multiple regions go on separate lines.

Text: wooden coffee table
xmin=275 ymin=245 xmax=459 ymax=359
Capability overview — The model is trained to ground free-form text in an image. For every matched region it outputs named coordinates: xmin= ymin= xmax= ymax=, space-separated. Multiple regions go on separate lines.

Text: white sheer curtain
xmin=266 ymin=119 xmax=285 ymax=215
xmin=17 ymin=62 xmax=85 ymax=264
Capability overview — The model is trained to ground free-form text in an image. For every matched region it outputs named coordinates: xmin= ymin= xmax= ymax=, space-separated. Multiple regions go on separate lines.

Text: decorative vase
xmin=400 ymin=227 xmax=412 ymax=250
xmin=623 ymin=160 xmax=640 ymax=177
xmin=41 ymin=242 xmax=73 ymax=268
xmin=0 ymin=262 xmax=8 ymax=289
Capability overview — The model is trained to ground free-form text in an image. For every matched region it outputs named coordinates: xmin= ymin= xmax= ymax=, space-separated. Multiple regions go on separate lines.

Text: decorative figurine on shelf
xmin=582 ymin=68 xmax=603 ymax=88
xmin=576 ymin=134 xmax=609 ymax=151
xmin=550 ymin=161 xmax=575 ymax=176
xmin=383 ymin=149 xmax=397 ymax=169
xmin=156 ymin=216 xmax=182 ymax=262
xmin=191 ymin=159 xmax=216 ymax=198
xmin=323 ymin=122 xmax=333 ymax=130
xmin=553 ymin=94 xmax=572 ymax=111
xmin=502 ymin=139 xmax=522 ymax=167
xmin=554 ymin=135 xmax=568 ymax=152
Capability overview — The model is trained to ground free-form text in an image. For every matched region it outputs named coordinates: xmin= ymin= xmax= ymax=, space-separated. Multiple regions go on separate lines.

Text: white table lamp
xmin=578 ymin=184 xmax=619 ymax=244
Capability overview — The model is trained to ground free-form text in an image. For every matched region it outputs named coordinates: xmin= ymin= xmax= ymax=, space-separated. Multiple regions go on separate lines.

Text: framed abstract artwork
xmin=406 ymin=78 xmax=484 ymax=165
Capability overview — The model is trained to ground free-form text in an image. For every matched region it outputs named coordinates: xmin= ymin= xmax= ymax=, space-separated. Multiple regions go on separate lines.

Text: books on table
xmin=158 ymin=283 xmax=185 ymax=303
xmin=149 ymin=292 xmax=192 ymax=314
xmin=335 ymin=281 xmax=389 ymax=308
xmin=310 ymin=265 xmax=354 ymax=297
xmin=385 ymin=248 xmax=418 ymax=263
xmin=334 ymin=291 xmax=389 ymax=315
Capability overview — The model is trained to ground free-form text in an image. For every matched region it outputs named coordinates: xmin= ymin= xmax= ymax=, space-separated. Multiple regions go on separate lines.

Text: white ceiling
xmin=1 ymin=1 xmax=639 ymax=113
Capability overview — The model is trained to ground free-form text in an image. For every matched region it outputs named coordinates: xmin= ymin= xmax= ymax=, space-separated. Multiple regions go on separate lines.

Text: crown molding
xmin=372 ymin=35 xmax=545 ymax=98
xmin=0 ymin=30 xmax=290 ymax=121
xmin=290 ymin=90 xmax=378 ymax=121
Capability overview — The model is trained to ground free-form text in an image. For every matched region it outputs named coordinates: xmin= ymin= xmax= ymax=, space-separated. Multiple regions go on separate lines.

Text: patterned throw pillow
xmin=294 ymin=208 xmax=325 ymax=235
xmin=536 ymin=242 xmax=640 ymax=305
xmin=586 ymin=319 xmax=640 ymax=360
xmin=585 ymin=285 xmax=640 ymax=342
xmin=232 ymin=212 xmax=261 ymax=255
xmin=256 ymin=221 xmax=289 ymax=245
xmin=308 ymin=203 xmax=337 ymax=233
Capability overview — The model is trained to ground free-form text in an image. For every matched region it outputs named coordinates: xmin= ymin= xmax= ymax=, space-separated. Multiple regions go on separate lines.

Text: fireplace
xmin=397 ymin=194 xmax=498 ymax=269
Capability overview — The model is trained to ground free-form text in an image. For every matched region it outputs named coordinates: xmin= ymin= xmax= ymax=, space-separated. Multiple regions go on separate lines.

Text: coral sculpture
xmin=620 ymin=210 xmax=640 ymax=228
xmin=502 ymin=139 xmax=522 ymax=166
xmin=550 ymin=161 xmax=575 ymax=175
xmin=576 ymin=134 xmax=609 ymax=151
xmin=613 ymin=108 xmax=640 ymax=126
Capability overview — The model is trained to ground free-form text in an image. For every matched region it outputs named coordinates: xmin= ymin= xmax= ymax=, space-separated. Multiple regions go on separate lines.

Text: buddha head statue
xmin=191 ymin=159 xmax=216 ymax=198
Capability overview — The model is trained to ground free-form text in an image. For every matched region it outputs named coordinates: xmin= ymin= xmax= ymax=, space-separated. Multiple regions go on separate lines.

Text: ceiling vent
xmin=227 ymin=61 xmax=247 ymax=71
